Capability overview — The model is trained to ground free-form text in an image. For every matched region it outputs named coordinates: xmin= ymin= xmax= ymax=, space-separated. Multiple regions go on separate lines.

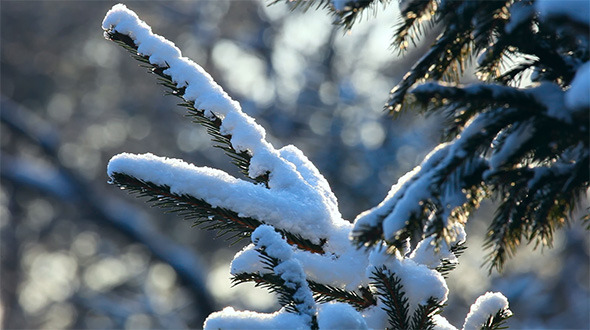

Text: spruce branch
xmin=393 ymin=0 xmax=438 ymax=52
xmin=409 ymin=297 xmax=444 ymax=330
xmin=387 ymin=29 xmax=472 ymax=114
xmin=109 ymin=172 xmax=325 ymax=254
xmin=236 ymin=234 xmax=319 ymax=330
xmin=370 ymin=266 xmax=410 ymax=330
xmin=480 ymin=308 xmax=513 ymax=330
xmin=332 ymin=0 xmax=387 ymax=30
xmin=484 ymin=156 xmax=589 ymax=272
xmin=233 ymin=271 xmax=376 ymax=310
xmin=308 ymin=283 xmax=376 ymax=309
xmin=273 ymin=0 xmax=388 ymax=30
xmin=234 ymin=252 xmax=307 ymax=315
xmin=435 ymin=242 xmax=467 ymax=278
xmin=104 ymin=30 xmax=270 ymax=187
xmin=387 ymin=0 xmax=513 ymax=114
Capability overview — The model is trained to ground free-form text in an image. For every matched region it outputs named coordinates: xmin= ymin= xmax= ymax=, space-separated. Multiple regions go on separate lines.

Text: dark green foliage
xmin=370 ymin=266 xmax=444 ymax=330
xmin=233 ymin=271 xmax=376 ymax=310
xmin=350 ymin=0 xmax=589 ymax=272
xmin=409 ymin=297 xmax=444 ymax=330
xmin=308 ymin=282 xmax=376 ymax=309
xmin=370 ymin=266 xmax=410 ymax=329
xmin=480 ymin=307 xmax=513 ymax=330
xmin=332 ymin=0 xmax=389 ymax=30
xmin=388 ymin=0 xmax=512 ymax=114
xmin=435 ymin=242 xmax=467 ymax=278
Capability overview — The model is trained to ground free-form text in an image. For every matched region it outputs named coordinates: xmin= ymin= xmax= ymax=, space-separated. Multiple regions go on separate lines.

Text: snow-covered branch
xmin=101 ymin=4 xmax=519 ymax=328
xmin=103 ymin=4 xmax=347 ymax=251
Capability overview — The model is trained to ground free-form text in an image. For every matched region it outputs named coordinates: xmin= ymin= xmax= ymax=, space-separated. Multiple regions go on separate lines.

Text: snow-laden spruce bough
xmin=103 ymin=4 xmax=512 ymax=329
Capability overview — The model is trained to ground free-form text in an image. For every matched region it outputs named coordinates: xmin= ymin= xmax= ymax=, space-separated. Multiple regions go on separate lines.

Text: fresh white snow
xmin=204 ymin=307 xmax=309 ymax=330
xmin=462 ymin=292 xmax=511 ymax=330
xmin=368 ymin=244 xmax=449 ymax=316
xmin=317 ymin=302 xmax=367 ymax=329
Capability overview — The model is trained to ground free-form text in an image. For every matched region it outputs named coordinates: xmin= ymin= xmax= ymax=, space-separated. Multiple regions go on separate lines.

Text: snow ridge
xmin=462 ymin=292 xmax=511 ymax=330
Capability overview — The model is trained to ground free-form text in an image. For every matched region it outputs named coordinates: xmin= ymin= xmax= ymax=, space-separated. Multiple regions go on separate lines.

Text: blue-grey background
xmin=1 ymin=1 xmax=588 ymax=329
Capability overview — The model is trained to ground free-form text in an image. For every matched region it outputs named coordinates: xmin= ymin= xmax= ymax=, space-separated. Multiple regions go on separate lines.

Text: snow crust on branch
xmin=251 ymin=225 xmax=316 ymax=321
xmin=231 ymin=227 xmax=370 ymax=290
xmin=317 ymin=302 xmax=367 ymax=329
xmin=462 ymin=292 xmax=511 ymax=330
xmin=103 ymin=4 xmax=349 ymax=246
xmin=409 ymin=223 xmax=465 ymax=269
xmin=204 ymin=307 xmax=309 ymax=330
xmin=108 ymin=153 xmax=337 ymax=244
xmin=353 ymin=135 xmax=485 ymax=242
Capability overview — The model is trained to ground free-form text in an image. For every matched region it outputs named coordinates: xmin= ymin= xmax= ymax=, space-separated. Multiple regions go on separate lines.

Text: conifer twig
xmin=104 ymin=31 xmax=270 ymax=187
xmin=109 ymin=172 xmax=326 ymax=254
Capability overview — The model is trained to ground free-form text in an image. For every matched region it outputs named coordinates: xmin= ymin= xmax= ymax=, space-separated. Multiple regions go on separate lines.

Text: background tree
xmin=318 ymin=0 xmax=589 ymax=272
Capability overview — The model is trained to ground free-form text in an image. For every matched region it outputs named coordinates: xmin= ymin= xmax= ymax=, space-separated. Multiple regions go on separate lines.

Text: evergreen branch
xmin=109 ymin=172 xmax=325 ymax=254
xmin=393 ymin=0 xmax=437 ymax=51
xmin=235 ymin=241 xmax=320 ymax=329
xmin=370 ymin=266 xmax=410 ymax=330
xmin=333 ymin=0 xmax=388 ymax=30
xmin=237 ymin=228 xmax=374 ymax=310
xmin=484 ymin=153 xmax=589 ymax=272
xmin=393 ymin=156 xmax=486 ymax=250
xmin=435 ymin=243 xmax=467 ymax=278
xmin=232 ymin=272 xmax=299 ymax=313
xmin=409 ymin=297 xmax=443 ymax=330
xmin=350 ymin=223 xmax=385 ymax=250
xmin=104 ymin=30 xmax=270 ymax=187
xmin=483 ymin=175 xmax=531 ymax=273
xmin=308 ymin=282 xmax=376 ymax=309
xmin=234 ymin=271 xmax=376 ymax=310
xmin=273 ymin=0 xmax=388 ymax=30
xmin=386 ymin=28 xmax=472 ymax=114
xmin=271 ymin=0 xmax=332 ymax=12
xmin=480 ymin=308 xmax=513 ymax=330
xmin=411 ymin=82 xmax=539 ymax=116
xmin=388 ymin=0 xmax=513 ymax=114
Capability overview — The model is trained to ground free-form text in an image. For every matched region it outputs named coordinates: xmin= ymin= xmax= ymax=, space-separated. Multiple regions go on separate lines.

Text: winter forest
xmin=1 ymin=0 xmax=588 ymax=329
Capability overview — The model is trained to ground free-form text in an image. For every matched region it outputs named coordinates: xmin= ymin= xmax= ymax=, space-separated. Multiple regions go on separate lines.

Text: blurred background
xmin=1 ymin=1 xmax=588 ymax=329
